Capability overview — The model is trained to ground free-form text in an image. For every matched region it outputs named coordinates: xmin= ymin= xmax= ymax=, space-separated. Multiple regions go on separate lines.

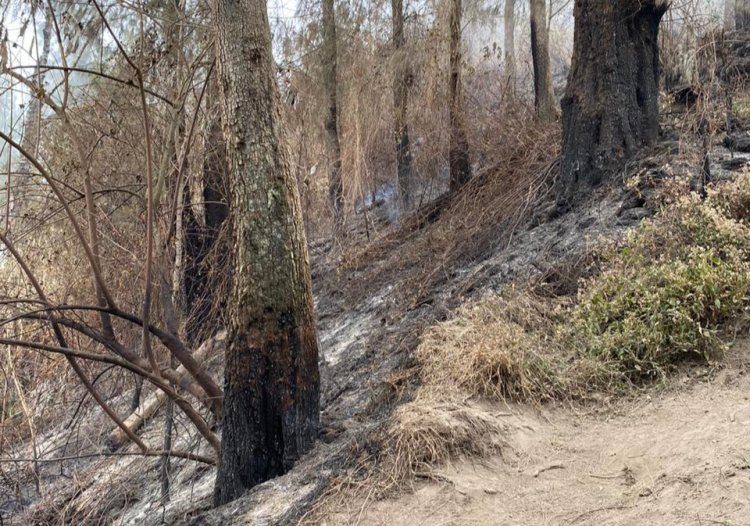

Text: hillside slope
xmin=10 ymin=93 xmax=750 ymax=526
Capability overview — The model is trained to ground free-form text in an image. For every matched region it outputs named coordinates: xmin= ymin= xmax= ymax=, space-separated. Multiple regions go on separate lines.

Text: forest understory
xmin=2 ymin=85 xmax=748 ymax=524
xmin=2 ymin=2 xmax=750 ymax=525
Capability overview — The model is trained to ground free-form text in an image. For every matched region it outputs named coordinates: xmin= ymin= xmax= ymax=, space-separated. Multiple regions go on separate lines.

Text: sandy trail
xmin=325 ymin=353 xmax=750 ymax=526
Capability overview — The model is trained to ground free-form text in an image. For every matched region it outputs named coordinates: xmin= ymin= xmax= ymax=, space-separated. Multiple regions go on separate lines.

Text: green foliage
xmin=573 ymin=180 xmax=750 ymax=382
xmin=574 ymin=246 xmax=749 ymax=379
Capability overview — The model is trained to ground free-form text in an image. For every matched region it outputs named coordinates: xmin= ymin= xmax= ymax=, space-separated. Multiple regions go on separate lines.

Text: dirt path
xmin=325 ymin=356 xmax=750 ymax=526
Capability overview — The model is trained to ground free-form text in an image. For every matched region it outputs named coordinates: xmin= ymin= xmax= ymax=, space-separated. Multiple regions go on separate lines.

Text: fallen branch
xmin=533 ymin=463 xmax=565 ymax=477
xmin=0 ymin=338 xmax=220 ymax=452
xmin=106 ymin=331 xmax=225 ymax=450
xmin=0 ymin=449 xmax=215 ymax=465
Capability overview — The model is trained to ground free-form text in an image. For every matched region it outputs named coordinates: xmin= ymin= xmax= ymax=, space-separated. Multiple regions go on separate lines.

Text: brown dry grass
xmin=378 ymin=390 xmax=505 ymax=488
xmin=339 ymin=114 xmax=559 ymax=308
xmin=299 ymin=390 xmax=506 ymax=525
xmin=416 ymin=289 xmax=567 ymax=402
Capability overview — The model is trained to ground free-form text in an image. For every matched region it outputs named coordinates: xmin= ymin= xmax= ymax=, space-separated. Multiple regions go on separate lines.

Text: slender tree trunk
xmin=557 ymin=0 xmax=668 ymax=208
xmin=13 ymin=7 xmax=53 ymax=228
xmin=159 ymin=276 xmax=179 ymax=503
xmin=725 ymin=0 xmax=736 ymax=29
xmin=737 ymin=0 xmax=750 ymax=28
xmin=504 ymin=0 xmax=516 ymax=96
xmin=212 ymin=0 xmax=320 ymax=506
xmin=18 ymin=11 xmax=52 ymax=167
xmin=449 ymin=0 xmax=472 ymax=191
xmin=323 ymin=0 xmax=344 ymax=230
xmin=392 ymin=0 xmax=412 ymax=210
xmin=530 ymin=0 xmax=556 ymax=122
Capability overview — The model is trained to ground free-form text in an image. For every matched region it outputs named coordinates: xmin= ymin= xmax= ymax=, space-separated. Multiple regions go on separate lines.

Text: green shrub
xmin=574 ymin=246 xmax=749 ymax=380
xmin=571 ymin=178 xmax=750 ymax=382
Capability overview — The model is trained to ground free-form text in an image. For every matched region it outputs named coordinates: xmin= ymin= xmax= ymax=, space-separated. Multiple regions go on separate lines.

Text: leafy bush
xmin=573 ymin=183 xmax=750 ymax=381
xmin=574 ymin=246 xmax=749 ymax=379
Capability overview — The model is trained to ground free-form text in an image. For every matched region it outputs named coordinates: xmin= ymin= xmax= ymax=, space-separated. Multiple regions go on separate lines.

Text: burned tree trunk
xmin=530 ymin=0 xmax=556 ymax=122
xmin=557 ymin=0 xmax=669 ymax=208
xmin=392 ymin=0 xmax=412 ymax=209
xmin=323 ymin=0 xmax=344 ymax=230
xmin=180 ymin=107 xmax=229 ymax=345
xmin=212 ymin=0 xmax=320 ymax=506
xmin=449 ymin=0 xmax=472 ymax=191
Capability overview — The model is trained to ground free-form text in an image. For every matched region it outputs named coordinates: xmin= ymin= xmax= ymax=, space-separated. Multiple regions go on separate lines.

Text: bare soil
xmin=321 ymin=349 xmax=750 ymax=526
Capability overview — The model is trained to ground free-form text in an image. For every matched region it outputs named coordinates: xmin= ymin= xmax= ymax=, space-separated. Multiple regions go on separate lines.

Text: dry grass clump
xmin=416 ymin=290 xmax=567 ymax=402
xmin=376 ymin=390 xmax=505 ymax=488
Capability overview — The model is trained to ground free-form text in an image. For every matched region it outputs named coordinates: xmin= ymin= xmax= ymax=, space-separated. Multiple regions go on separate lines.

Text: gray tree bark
xmin=530 ymin=0 xmax=556 ymax=122
xmin=725 ymin=0 xmax=736 ymax=29
xmin=392 ymin=0 xmax=412 ymax=209
xmin=212 ymin=0 xmax=320 ymax=506
xmin=14 ymin=7 xmax=53 ymax=228
xmin=737 ymin=0 xmax=750 ymax=28
xmin=449 ymin=0 xmax=472 ymax=191
xmin=504 ymin=0 xmax=516 ymax=95
xmin=323 ymin=0 xmax=344 ymax=229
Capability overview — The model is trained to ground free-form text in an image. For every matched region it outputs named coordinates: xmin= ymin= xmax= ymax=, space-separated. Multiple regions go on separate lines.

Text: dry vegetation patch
xmin=344 ymin=171 xmax=750 ymax=502
xmin=339 ymin=115 xmax=560 ymax=307
xmin=378 ymin=390 xmax=505 ymax=488
xmin=416 ymin=290 xmax=568 ymax=402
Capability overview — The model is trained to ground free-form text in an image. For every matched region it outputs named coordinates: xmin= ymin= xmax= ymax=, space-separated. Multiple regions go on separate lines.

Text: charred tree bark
xmin=504 ymin=0 xmax=516 ymax=95
xmin=557 ymin=0 xmax=668 ymax=208
xmin=530 ymin=0 xmax=556 ymax=122
xmin=449 ymin=0 xmax=472 ymax=191
xmin=180 ymin=110 xmax=229 ymax=345
xmin=323 ymin=0 xmax=344 ymax=230
xmin=392 ymin=0 xmax=412 ymax=210
xmin=212 ymin=0 xmax=320 ymax=507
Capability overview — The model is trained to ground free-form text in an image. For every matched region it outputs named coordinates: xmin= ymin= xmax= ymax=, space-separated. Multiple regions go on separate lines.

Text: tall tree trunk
xmin=725 ymin=0 xmax=736 ymax=29
xmin=737 ymin=0 xmax=750 ymax=29
xmin=323 ymin=0 xmax=344 ymax=230
xmin=504 ymin=0 xmax=516 ymax=96
xmin=530 ymin=0 xmax=556 ymax=122
xmin=14 ymin=7 xmax=53 ymax=228
xmin=449 ymin=0 xmax=472 ymax=191
xmin=392 ymin=0 xmax=412 ymax=209
xmin=557 ymin=0 xmax=668 ymax=208
xmin=212 ymin=0 xmax=320 ymax=506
